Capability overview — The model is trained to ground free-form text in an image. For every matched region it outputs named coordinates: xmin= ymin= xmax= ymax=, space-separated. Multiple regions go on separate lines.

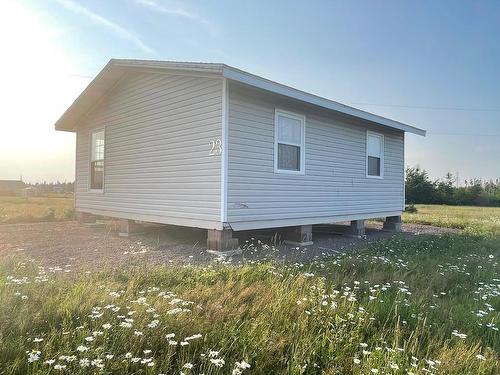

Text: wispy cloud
xmin=135 ymin=0 xmax=218 ymax=37
xmin=55 ymin=0 xmax=155 ymax=54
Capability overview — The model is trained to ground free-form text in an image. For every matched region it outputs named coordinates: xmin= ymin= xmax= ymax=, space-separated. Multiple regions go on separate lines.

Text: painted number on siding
xmin=209 ymin=139 xmax=222 ymax=156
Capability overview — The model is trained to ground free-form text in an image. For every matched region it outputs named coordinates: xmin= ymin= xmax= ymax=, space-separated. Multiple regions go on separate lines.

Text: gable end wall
xmin=75 ymin=72 xmax=223 ymax=229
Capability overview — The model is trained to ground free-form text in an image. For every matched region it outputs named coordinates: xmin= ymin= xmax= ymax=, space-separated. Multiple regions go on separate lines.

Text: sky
xmin=1 ymin=0 xmax=499 ymax=183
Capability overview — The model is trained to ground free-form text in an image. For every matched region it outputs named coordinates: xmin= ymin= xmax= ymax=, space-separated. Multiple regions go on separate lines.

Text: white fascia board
xmin=222 ymin=65 xmax=426 ymax=136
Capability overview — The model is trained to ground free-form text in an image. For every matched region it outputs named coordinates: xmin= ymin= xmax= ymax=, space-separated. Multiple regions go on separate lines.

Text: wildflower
xmin=353 ymin=358 xmax=361 ymax=364
xmin=77 ymin=345 xmax=88 ymax=352
xmin=60 ymin=355 xmax=76 ymax=362
xmin=165 ymin=333 xmax=175 ymax=339
xmin=33 ymin=337 xmax=43 ymax=342
xmin=45 ymin=359 xmax=56 ymax=365
xmin=180 ymin=341 xmax=189 ymax=346
xmin=106 ymin=354 xmax=114 ymax=360
xmin=27 ymin=351 xmax=41 ymax=362
xmin=125 ymin=352 xmax=133 ymax=359
xmin=370 ymin=369 xmax=379 ymax=374
xmin=91 ymin=358 xmax=104 ymax=368
xmin=183 ymin=363 xmax=194 ymax=369
xmin=119 ymin=321 xmax=132 ymax=328
xmin=235 ymin=360 xmax=251 ymax=369
xmin=79 ymin=358 xmax=90 ymax=367
xmin=451 ymin=330 xmax=467 ymax=339
xmin=210 ymin=358 xmax=225 ymax=367
xmin=476 ymin=354 xmax=486 ymax=361
xmin=143 ymin=349 xmax=152 ymax=355
xmin=360 ymin=343 xmax=368 ymax=348
xmin=147 ymin=319 xmax=160 ymax=328
xmin=168 ymin=340 xmax=178 ymax=346
xmin=102 ymin=323 xmax=112 ymax=329
xmin=84 ymin=336 xmax=94 ymax=342
xmin=390 ymin=363 xmax=399 ymax=370
xmin=185 ymin=333 xmax=202 ymax=341
xmin=54 ymin=364 xmax=66 ymax=370
xmin=208 ymin=350 xmax=220 ymax=358
xmin=134 ymin=331 xmax=143 ymax=336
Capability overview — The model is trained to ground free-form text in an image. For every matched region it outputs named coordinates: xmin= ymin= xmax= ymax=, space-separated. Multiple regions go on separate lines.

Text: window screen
xmin=367 ymin=133 xmax=383 ymax=177
xmin=278 ymin=143 xmax=300 ymax=171
xmin=90 ymin=130 xmax=105 ymax=190
xmin=275 ymin=111 xmax=304 ymax=173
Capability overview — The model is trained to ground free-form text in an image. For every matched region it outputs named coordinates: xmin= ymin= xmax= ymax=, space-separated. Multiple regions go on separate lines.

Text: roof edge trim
xmin=222 ymin=65 xmax=426 ymax=136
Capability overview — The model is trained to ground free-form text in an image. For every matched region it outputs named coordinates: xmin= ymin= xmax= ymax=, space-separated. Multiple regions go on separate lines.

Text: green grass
xmin=1 ymin=204 xmax=499 ymax=374
xmin=403 ymin=205 xmax=500 ymax=236
xmin=1 ymin=233 xmax=499 ymax=374
xmin=0 ymin=195 xmax=74 ymax=223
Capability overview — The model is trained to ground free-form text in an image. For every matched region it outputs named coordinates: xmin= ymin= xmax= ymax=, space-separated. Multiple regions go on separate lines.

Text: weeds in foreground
xmin=0 ymin=234 xmax=498 ymax=374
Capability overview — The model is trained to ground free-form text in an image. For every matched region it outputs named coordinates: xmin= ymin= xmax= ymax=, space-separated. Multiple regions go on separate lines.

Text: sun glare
xmin=0 ymin=1 xmax=88 ymax=181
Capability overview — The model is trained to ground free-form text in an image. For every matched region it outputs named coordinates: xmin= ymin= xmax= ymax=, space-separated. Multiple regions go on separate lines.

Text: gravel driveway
xmin=0 ymin=220 xmax=460 ymax=270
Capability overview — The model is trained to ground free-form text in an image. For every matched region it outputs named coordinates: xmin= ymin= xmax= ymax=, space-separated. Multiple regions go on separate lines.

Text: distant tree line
xmin=405 ymin=167 xmax=500 ymax=206
xmin=27 ymin=181 xmax=74 ymax=194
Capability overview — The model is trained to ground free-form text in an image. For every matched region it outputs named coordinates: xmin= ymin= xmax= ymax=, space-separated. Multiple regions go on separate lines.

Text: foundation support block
xmin=76 ymin=211 xmax=97 ymax=224
xmin=383 ymin=215 xmax=402 ymax=232
xmin=284 ymin=225 xmax=313 ymax=246
xmin=349 ymin=219 xmax=365 ymax=236
xmin=207 ymin=229 xmax=239 ymax=251
xmin=119 ymin=219 xmax=144 ymax=237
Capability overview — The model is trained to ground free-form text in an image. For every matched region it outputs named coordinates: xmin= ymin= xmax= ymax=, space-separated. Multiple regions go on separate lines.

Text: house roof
xmin=55 ymin=59 xmax=426 ymax=136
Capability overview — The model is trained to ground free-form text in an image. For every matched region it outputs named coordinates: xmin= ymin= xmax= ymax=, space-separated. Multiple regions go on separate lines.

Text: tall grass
xmin=403 ymin=205 xmax=500 ymax=236
xmin=0 ymin=196 xmax=74 ymax=223
xmin=1 ymin=233 xmax=498 ymax=374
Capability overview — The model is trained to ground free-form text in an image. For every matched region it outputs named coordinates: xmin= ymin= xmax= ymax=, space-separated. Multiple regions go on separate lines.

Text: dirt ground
xmin=0 ymin=220 xmax=460 ymax=269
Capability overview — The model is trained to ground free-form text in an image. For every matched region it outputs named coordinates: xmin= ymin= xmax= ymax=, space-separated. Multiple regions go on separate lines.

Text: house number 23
xmin=209 ymin=139 xmax=222 ymax=156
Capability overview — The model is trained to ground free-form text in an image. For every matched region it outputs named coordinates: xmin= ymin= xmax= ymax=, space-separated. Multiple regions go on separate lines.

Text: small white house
xmin=55 ymin=59 xmax=425 ymax=249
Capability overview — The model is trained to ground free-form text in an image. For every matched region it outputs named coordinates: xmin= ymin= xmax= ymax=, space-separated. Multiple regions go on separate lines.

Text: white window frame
xmin=274 ymin=109 xmax=306 ymax=175
xmin=88 ymin=127 xmax=105 ymax=192
xmin=366 ymin=130 xmax=384 ymax=179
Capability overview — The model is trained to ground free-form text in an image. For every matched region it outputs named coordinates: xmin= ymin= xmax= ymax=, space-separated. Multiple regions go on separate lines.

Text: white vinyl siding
xmin=274 ymin=109 xmax=305 ymax=174
xmin=226 ymin=82 xmax=404 ymax=230
xmin=75 ymin=71 xmax=223 ymax=229
xmin=366 ymin=131 xmax=384 ymax=178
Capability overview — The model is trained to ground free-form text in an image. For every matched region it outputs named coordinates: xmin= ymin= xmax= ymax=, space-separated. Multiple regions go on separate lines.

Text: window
xmin=274 ymin=109 xmax=305 ymax=174
xmin=366 ymin=131 xmax=384 ymax=178
xmin=90 ymin=129 xmax=105 ymax=190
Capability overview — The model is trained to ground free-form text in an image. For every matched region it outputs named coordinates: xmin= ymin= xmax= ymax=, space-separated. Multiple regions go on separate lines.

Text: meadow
xmin=0 ymin=195 xmax=74 ymax=224
xmin=0 ymin=205 xmax=499 ymax=374
xmin=403 ymin=205 xmax=500 ymax=236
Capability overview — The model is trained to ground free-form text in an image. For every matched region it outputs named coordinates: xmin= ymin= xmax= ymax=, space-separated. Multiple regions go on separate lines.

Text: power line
xmin=63 ymin=74 xmax=500 ymax=113
xmin=59 ymin=73 xmax=500 ymax=136
xmin=346 ymin=101 xmax=500 ymax=113
xmin=427 ymin=132 xmax=500 ymax=137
